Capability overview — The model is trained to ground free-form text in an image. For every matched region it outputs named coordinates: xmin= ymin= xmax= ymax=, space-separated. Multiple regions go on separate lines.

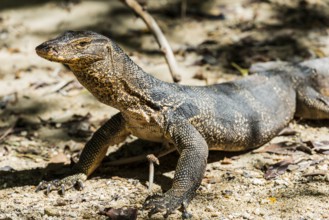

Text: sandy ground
xmin=0 ymin=0 xmax=329 ymax=219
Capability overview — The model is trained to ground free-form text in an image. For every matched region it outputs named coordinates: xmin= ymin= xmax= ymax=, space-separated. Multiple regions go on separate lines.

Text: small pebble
xmin=55 ymin=198 xmax=67 ymax=206
xmin=82 ymin=212 xmax=94 ymax=218
xmin=287 ymin=164 xmax=299 ymax=171
xmin=251 ymin=178 xmax=265 ymax=185
xmin=243 ymin=171 xmax=252 ymax=178
xmin=221 ymin=190 xmax=233 ymax=197
xmin=20 ymin=131 xmax=28 ymax=136
xmin=44 ymin=207 xmax=60 ymax=217
xmin=325 ymin=174 xmax=329 ymax=182
xmin=68 ymin=212 xmax=77 ymax=218
xmin=127 ymin=179 xmax=139 ymax=185
xmin=211 ymin=212 xmax=221 ymax=217
xmin=274 ymin=179 xmax=289 ymax=186
xmin=71 ymin=204 xmax=80 ymax=209
xmin=317 ymin=164 xmax=328 ymax=171
xmin=205 ymin=205 xmax=215 ymax=212
xmin=242 ymin=212 xmax=251 ymax=219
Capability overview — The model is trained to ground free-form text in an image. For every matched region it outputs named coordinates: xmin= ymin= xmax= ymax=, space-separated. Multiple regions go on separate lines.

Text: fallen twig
xmin=49 ymin=80 xmax=75 ymax=95
xmin=146 ymin=154 xmax=160 ymax=193
xmin=104 ymin=146 xmax=175 ymax=166
xmin=181 ymin=0 xmax=187 ymax=18
xmin=303 ymin=171 xmax=327 ymax=177
xmin=54 ymin=80 xmax=75 ymax=94
xmin=120 ymin=0 xmax=181 ymax=82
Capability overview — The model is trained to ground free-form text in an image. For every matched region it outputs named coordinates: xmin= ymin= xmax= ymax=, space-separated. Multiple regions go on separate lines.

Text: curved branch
xmin=120 ymin=0 xmax=181 ymax=82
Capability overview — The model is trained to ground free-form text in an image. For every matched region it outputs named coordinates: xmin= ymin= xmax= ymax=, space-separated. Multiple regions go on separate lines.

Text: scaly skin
xmin=35 ymin=31 xmax=329 ymax=218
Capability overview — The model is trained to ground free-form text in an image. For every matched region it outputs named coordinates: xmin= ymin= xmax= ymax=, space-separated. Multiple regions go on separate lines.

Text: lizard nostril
xmin=35 ymin=44 xmax=58 ymax=55
xmin=51 ymin=47 xmax=58 ymax=54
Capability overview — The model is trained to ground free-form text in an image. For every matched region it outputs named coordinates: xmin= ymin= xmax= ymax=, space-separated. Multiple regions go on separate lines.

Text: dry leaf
xmin=7 ymin=48 xmax=20 ymax=54
xmin=264 ymin=157 xmax=294 ymax=180
xmin=254 ymin=141 xmax=312 ymax=155
xmin=305 ymin=140 xmax=329 ymax=154
xmin=303 ymin=171 xmax=327 ymax=177
xmin=278 ymin=127 xmax=298 ymax=136
xmin=49 ymin=152 xmax=70 ymax=164
xmin=99 ymin=207 xmax=137 ymax=220
xmin=253 ymin=142 xmax=293 ymax=154
xmin=221 ymin=157 xmax=233 ymax=164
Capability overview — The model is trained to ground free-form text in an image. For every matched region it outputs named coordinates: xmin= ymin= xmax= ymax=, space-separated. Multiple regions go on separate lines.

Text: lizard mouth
xmin=35 ymin=43 xmax=67 ymax=63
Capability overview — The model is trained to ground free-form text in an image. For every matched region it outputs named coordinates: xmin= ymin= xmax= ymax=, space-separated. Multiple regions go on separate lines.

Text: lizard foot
xmin=35 ymin=173 xmax=87 ymax=195
xmin=143 ymin=190 xmax=192 ymax=219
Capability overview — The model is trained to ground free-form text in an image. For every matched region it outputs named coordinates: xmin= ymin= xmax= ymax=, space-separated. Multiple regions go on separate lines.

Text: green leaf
xmin=231 ymin=62 xmax=249 ymax=76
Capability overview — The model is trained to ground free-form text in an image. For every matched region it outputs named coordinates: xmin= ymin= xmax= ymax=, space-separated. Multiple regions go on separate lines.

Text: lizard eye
xmin=78 ymin=41 xmax=89 ymax=47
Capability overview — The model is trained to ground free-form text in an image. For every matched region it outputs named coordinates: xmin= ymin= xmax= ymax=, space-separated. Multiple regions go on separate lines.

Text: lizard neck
xmin=68 ymin=45 xmax=163 ymax=112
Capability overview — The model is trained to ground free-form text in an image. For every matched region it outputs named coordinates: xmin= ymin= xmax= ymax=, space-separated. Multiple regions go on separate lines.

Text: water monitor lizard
xmin=35 ymin=31 xmax=329 ymax=218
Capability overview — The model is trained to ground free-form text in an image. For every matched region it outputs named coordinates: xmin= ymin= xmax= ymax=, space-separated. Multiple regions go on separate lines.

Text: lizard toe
xmin=143 ymin=191 xmax=188 ymax=218
xmin=35 ymin=179 xmax=61 ymax=194
xmin=35 ymin=173 xmax=87 ymax=195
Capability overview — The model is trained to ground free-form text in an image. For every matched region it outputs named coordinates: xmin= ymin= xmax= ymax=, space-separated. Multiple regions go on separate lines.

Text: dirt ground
xmin=0 ymin=0 xmax=329 ymax=219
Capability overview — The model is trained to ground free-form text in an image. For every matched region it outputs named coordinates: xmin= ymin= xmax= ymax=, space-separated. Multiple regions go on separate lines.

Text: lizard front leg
xmin=144 ymin=119 xmax=208 ymax=218
xmin=36 ymin=113 xmax=130 ymax=194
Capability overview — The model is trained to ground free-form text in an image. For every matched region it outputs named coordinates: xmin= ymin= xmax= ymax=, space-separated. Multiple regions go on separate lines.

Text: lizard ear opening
xmin=106 ymin=45 xmax=111 ymax=54
xmin=106 ymin=45 xmax=116 ymax=75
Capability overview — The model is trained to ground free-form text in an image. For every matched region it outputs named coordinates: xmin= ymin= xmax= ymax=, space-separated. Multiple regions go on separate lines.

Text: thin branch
xmin=103 ymin=146 xmax=175 ymax=166
xmin=146 ymin=154 xmax=159 ymax=193
xmin=120 ymin=0 xmax=181 ymax=82
xmin=181 ymin=0 xmax=187 ymax=18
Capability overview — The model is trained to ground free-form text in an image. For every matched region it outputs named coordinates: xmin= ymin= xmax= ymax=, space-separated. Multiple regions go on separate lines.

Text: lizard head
xmin=36 ymin=31 xmax=110 ymax=65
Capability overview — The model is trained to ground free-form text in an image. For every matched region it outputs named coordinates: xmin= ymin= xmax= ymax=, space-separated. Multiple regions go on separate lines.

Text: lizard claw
xmin=76 ymin=179 xmax=84 ymax=190
xmin=61 ymin=184 xmax=65 ymax=195
xmin=144 ymin=193 xmax=172 ymax=218
xmin=143 ymin=190 xmax=192 ymax=219
xmin=35 ymin=173 xmax=87 ymax=195
xmin=35 ymin=180 xmax=60 ymax=194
